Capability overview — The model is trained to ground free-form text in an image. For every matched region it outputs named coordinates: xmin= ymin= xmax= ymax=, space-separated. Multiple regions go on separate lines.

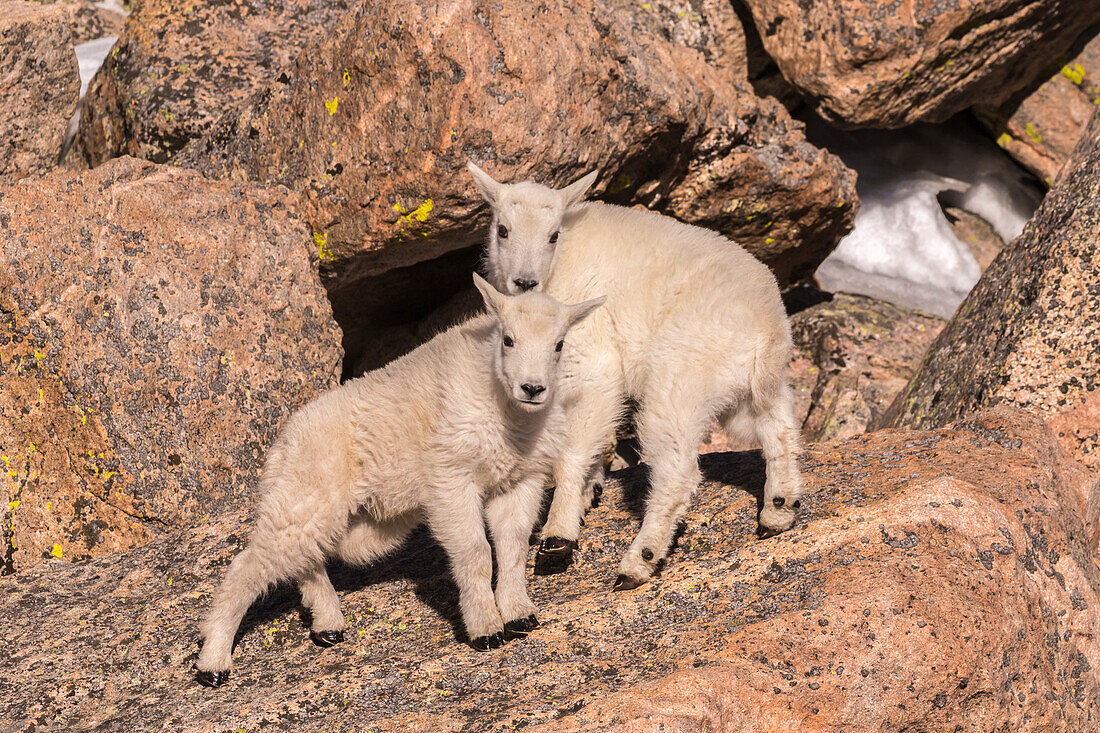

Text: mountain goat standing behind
xmin=195 ymin=274 xmax=604 ymax=686
xmin=468 ymin=163 xmax=803 ymax=590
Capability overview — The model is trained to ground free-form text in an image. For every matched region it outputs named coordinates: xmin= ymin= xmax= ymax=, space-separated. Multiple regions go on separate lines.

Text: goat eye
xmin=555 ymin=340 xmax=564 ymax=352
xmin=549 ymin=231 xmax=559 ymax=244
xmin=497 ymin=224 xmax=509 ymax=239
xmin=503 ymin=335 xmax=514 ymax=348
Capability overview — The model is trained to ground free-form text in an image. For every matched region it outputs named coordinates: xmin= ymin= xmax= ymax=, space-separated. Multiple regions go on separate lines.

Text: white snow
xmin=62 ymin=35 xmax=118 ymax=157
xmin=75 ymin=35 xmax=117 ymax=99
xmin=809 ymin=118 xmax=1043 ymax=318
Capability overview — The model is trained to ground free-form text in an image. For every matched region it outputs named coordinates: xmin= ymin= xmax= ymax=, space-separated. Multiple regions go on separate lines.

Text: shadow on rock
xmin=229 ymin=527 xmax=465 ymax=650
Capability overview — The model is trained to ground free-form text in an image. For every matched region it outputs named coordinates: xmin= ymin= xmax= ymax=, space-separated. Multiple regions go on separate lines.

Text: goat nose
xmin=513 ymin=278 xmax=538 ymax=292
xmin=521 ymin=383 xmax=546 ymax=398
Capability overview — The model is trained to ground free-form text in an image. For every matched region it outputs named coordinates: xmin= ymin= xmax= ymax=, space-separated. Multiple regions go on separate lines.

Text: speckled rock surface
xmin=881 ymin=108 xmax=1100 ymax=475
xmin=789 ymin=294 xmax=945 ymax=443
xmin=41 ymin=0 xmax=126 ymax=43
xmin=0 ymin=1 xmax=80 ymax=180
xmin=1 ymin=408 xmax=1098 ymax=730
xmin=0 ymin=157 xmax=343 ymax=573
xmin=739 ymin=0 xmax=1100 ymax=128
xmin=176 ymin=0 xmax=857 ymax=292
xmin=977 ymin=29 xmax=1100 ymax=185
xmin=621 ymin=0 xmax=749 ymax=77
xmin=76 ymin=0 xmax=354 ymax=166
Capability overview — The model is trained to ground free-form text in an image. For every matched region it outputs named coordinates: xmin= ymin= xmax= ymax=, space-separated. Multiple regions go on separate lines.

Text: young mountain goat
xmin=468 ymin=162 xmax=803 ymax=590
xmin=195 ymin=274 xmax=604 ymax=687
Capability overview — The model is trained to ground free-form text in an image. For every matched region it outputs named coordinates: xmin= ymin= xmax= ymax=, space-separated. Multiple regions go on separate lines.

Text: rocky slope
xmin=0 ymin=157 xmax=343 ymax=572
xmin=2 ymin=409 xmax=1098 ymax=730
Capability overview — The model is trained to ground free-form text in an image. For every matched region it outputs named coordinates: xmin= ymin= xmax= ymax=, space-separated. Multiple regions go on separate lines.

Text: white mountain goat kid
xmin=468 ymin=162 xmax=804 ymax=589
xmin=194 ymin=274 xmax=604 ymax=687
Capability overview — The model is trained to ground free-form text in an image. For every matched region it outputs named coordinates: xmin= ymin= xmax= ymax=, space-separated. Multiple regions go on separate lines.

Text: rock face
xmin=43 ymin=0 xmax=126 ymax=43
xmin=789 ymin=294 xmax=944 ymax=443
xmin=76 ymin=0 xmax=354 ymax=166
xmin=0 ymin=1 xmax=80 ymax=180
xmin=2 ymin=408 xmax=1098 ymax=730
xmin=978 ymin=29 xmax=1100 ymax=184
xmin=0 ymin=157 xmax=343 ymax=573
xmin=739 ymin=0 xmax=1100 ymax=127
xmin=177 ymin=0 xmax=858 ymax=292
xmin=881 ymin=108 xmax=1100 ymax=473
xmin=623 ymin=0 xmax=750 ymax=77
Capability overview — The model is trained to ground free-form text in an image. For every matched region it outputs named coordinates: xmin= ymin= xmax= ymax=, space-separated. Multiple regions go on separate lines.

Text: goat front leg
xmin=537 ymin=357 xmax=624 ymax=570
xmin=426 ymin=480 xmax=504 ymax=651
xmin=485 ymin=475 xmax=546 ymax=638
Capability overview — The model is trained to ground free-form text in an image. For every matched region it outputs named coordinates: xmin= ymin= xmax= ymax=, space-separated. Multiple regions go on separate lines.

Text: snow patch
xmin=808 ymin=118 xmax=1042 ymax=318
xmin=75 ymin=35 xmax=117 ymax=99
xmin=62 ymin=36 xmax=118 ymax=158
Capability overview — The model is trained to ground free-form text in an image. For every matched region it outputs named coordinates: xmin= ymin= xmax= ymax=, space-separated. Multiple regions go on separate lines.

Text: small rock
xmin=942 ymin=206 xmax=1006 ymax=272
xmin=1 ymin=409 xmax=1097 ymax=730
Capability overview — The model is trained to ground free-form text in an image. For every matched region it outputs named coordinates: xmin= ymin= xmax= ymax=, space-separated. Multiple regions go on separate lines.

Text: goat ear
xmin=467 ymin=161 xmax=502 ymax=206
xmin=472 ymin=272 xmax=506 ymax=316
xmin=558 ymin=170 xmax=598 ymax=209
xmin=566 ymin=295 xmax=606 ymax=329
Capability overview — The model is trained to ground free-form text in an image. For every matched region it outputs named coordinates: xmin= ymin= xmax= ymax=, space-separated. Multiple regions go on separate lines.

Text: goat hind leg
xmin=753 ymin=388 xmax=803 ymax=536
xmin=310 ymin=512 xmax=420 ymax=645
xmin=197 ymin=545 xmax=307 ymax=684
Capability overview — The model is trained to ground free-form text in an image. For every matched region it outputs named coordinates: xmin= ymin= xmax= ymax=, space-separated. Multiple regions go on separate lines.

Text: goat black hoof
xmin=196 ymin=669 xmax=230 ymax=688
xmin=470 ymin=631 xmax=505 ymax=652
xmin=503 ymin=614 xmax=539 ymax=639
xmin=613 ymin=574 xmax=646 ymax=591
xmin=311 ymin=629 xmax=345 ymax=647
xmin=535 ymin=537 xmax=577 ymax=575
xmin=538 ymin=537 xmax=577 ymax=556
xmin=757 ymin=525 xmax=783 ymax=540
xmin=590 ymin=483 xmax=604 ymax=508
